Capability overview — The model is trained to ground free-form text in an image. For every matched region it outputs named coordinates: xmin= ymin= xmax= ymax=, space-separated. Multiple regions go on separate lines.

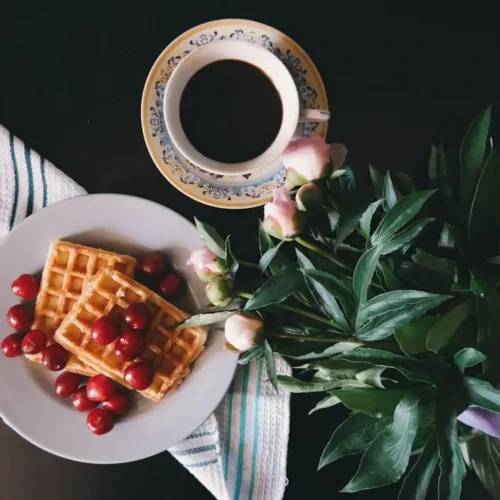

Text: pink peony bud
xmin=458 ymin=406 xmax=500 ymax=438
xmin=205 ymin=277 xmax=234 ymax=307
xmin=283 ymin=133 xmax=332 ymax=186
xmin=224 ymin=312 xmax=264 ymax=352
xmin=263 ymin=187 xmax=304 ymax=240
xmin=296 ymin=183 xmax=323 ymax=211
xmin=187 ymin=246 xmax=225 ymax=282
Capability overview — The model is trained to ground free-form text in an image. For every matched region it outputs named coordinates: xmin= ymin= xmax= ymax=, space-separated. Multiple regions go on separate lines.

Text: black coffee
xmin=179 ymin=60 xmax=283 ymax=164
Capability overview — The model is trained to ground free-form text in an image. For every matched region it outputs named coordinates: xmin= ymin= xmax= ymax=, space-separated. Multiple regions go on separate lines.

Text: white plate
xmin=0 ymin=194 xmax=238 ymax=464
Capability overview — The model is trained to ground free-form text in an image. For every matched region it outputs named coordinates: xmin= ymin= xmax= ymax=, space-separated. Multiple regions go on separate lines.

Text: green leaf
xmin=460 ymin=105 xmax=491 ymax=208
xmin=380 ymin=218 xmax=434 ymax=255
xmin=319 ymin=412 xmax=391 ymax=469
xmin=244 ymin=267 xmax=304 ymax=310
xmin=436 ymin=395 xmax=466 ymax=499
xmin=464 ymin=377 xmax=500 ymax=413
xmin=426 ymin=300 xmax=473 ymax=353
xmin=331 ymin=388 xmax=407 ymax=417
xmin=369 ymin=165 xmax=385 ymax=199
xmin=336 ymin=204 xmax=367 ymax=249
xmin=264 ymin=340 xmax=278 ymax=391
xmin=355 ymin=366 xmax=387 ymax=389
xmin=277 ymin=375 xmax=367 ymax=393
xmin=259 ymin=240 xmax=284 ymax=273
xmin=356 ymin=290 xmax=452 ymax=341
xmin=309 ymin=394 xmax=341 ymax=415
xmin=438 ymin=223 xmax=455 ymax=249
xmin=477 ymin=293 xmax=500 ymax=381
xmin=398 ymin=429 xmax=439 ymax=500
xmin=342 ymin=394 xmax=421 ymax=492
xmin=395 ymin=315 xmax=438 ymax=356
xmin=327 ymin=208 xmax=340 ymax=231
xmin=176 ymin=309 xmax=238 ymax=328
xmin=412 ymin=248 xmax=456 ymax=277
xmin=470 ymin=263 xmax=500 ymax=296
xmin=238 ymin=345 xmax=264 ymax=365
xmin=258 ymin=220 xmax=290 ymax=275
xmin=337 ymin=348 xmax=434 ymax=384
xmin=383 ymin=170 xmax=398 ymax=209
xmin=360 ymin=199 xmax=384 ymax=238
xmin=194 ymin=218 xmax=226 ymax=259
xmin=300 ymin=269 xmax=351 ymax=330
xmin=371 ymin=190 xmax=436 ymax=246
xmin=224 ymin=236 xmax=239 ymax=278
xmin=275 ymin=342 xmax=360 ymax=361
xmin=467 ymin=147 xmax=500 ymax=260
xmin=353 ymin=246 xmax=382 ymax=310
xmin=377 ymin=260 xmax=401 ymax=291
xmin=462 ymin=434 xmax=500 ymax=500
xmin=453 ymin=348 xmax=486 ymax=373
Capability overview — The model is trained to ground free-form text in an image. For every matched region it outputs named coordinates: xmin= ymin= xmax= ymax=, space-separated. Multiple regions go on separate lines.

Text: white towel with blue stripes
xmin=0 ymin=126 xmax=291 ymax=500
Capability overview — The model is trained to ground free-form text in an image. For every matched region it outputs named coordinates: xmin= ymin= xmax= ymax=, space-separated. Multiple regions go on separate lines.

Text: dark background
xmin=0 ymin=1 xmax=497 ymax=498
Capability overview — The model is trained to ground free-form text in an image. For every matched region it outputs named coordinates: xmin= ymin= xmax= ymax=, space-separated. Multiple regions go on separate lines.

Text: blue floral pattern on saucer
xmin=142 ymin=19 xmax=328 ymax=209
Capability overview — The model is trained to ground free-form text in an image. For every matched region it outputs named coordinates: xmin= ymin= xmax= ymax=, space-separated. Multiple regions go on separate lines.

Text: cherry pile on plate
xmin=1 ymin=252 xmax=185 ymax=436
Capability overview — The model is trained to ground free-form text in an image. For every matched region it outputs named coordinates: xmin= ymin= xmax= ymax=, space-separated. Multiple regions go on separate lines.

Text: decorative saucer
xmin=141 ymin=19 xmax=328 ymax=209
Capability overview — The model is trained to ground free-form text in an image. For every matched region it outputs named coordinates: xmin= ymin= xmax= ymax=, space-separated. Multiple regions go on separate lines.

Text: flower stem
xmin=271 ymin=332 xmax=363 ymax=344
xmin=238 ymin=260 xmax=260 ymax=269
xmin=295 ymin=237 xmax=351 ymax=272
xmin=237 ymin=292 xmax=343 ymax=330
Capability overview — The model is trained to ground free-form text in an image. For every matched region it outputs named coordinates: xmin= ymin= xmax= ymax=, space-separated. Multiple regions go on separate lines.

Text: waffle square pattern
xmin=30 ymin=241 xmax=137 ymax=374
xmin=55 ymin=267 xmax=208 ymax=401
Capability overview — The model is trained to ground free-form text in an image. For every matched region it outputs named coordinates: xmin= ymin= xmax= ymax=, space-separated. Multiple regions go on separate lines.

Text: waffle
xmin=30 ymin=241 xmax=137 ymax=371
xmin=54 ymin=267 xmax=208 ymax=401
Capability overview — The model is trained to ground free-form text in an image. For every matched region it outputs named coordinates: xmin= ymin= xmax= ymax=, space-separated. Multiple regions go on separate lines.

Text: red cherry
xmin=6 ymin=304 xmax=33 ymax=330
xmin=91 ymin=316 xmax=121 ymax=345
xmin=103 ymin=390 xmax=130 ymax=416
xmin=1 ymin=333 xmax=24 ymax=358
xmin=87 ymin=408 xmax=114 ymax=435
xmin=11 ymin=274 xmax=40 ymax=300
xmin=124 ymin=303 xmax=152 ymax=330
xmin=87 ymin=374 xmax=115 ymax=402
xmin=55 ymin=372 xmax=80 ymax=398
xmin=115 ymin=331 xmax=145 ymax=361
xmin=41 ymin=344 xmax=69 ymax=371
xmin=138 ymin=252 xmax=166 ymax=275
xmin=72 ymin=386 xmax=99 ymax=412
xmin=124 ymin=361 xmax=154 ymax=390
xmin=21 ymin=329 xmax=47 ymax=355
xmin=158 ymin=273 xmax=183 ymax=300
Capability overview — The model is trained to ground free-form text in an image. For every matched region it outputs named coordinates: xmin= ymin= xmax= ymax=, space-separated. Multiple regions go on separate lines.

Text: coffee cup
xmin=163 ymin=39 xmax=330 ymax=176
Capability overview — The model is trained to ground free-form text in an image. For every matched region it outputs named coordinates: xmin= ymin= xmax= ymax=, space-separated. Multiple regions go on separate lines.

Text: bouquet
xmin=180 ymin=107 xmax=500 ymax=499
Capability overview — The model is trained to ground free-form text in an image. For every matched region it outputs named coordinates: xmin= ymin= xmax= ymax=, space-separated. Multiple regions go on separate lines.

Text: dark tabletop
xmin=0 ymin=2 xmax=498 ymax=499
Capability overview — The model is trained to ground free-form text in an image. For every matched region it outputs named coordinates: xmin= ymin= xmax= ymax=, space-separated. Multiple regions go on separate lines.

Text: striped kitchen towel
xmin=0 ymin=125 xmax=291 ymax=500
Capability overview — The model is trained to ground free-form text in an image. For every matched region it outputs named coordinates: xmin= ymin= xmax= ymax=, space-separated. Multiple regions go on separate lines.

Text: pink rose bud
xmin=224 ymin=312 xmax=264 ymax=352
xmin=283 ymin=133 xmax=332 ymax=186
xmin=296 ymin=183 xmax=323 ymax=212
xmin=263 ymin=187 xmax=304 ymax=240
xmin=187 ymin=246 xmax=225 ymax=282
xmin=205 ymin=277 xmax=234 ymax=307
xmin=458 ymin=406 xmax=500 ymax=438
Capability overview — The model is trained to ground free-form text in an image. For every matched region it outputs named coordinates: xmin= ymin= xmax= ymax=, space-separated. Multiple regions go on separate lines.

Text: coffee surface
xmin=179 ymin=60 xmax=283 ymax=164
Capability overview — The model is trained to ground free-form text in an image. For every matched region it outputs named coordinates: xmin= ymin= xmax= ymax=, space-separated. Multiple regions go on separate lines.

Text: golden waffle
xmin=30 ymin=241 xmax=137 ymax=371
xmin=54 ymin=267 xmax=208 ymax=401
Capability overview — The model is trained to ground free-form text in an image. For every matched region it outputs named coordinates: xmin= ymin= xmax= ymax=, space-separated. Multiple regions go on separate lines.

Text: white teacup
xmin=163 ymin=40 xmax=330 ymax=176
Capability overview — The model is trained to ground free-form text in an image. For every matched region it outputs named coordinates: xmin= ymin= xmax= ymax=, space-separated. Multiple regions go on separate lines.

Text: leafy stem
xmin=295 ymin=237 xmax=351 ymax=272
xmin=238 ymin=260 xmax=261 ymax=269
xmin=271 ymin=332 xmax=363 ymax=344
xmin=237 ymin=292 xmax=343 ymax=330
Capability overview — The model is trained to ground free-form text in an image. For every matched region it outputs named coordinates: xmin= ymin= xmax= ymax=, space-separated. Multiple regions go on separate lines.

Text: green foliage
xmin=194 ymin=107 xmax=500 ymax=499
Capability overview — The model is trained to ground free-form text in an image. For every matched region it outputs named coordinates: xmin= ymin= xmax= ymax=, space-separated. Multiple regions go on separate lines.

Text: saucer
xmin=141 ymin=19 xmax=328 ymax=209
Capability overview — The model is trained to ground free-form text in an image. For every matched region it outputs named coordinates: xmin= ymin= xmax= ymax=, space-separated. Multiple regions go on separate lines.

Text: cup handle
xmin=298 ymin=109 xmax=330 ymax=123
